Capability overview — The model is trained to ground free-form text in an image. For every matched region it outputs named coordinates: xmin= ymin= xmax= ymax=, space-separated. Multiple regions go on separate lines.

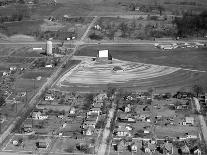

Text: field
xmin=53 ymin=44 xmax=207 ymax=92
xmin=0 ymin=20 xmax=43 ymax=37
xmin=76 ymin=45 xmax=207 ymax=71
xmin=21 ymin=70 xmax=53 ymax=79
xmin=10 ymin=46 xmax=44 ymax=57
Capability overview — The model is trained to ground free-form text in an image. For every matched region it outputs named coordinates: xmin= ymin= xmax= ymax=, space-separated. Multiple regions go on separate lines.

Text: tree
xmin=192 ymin=85 xmax=203 ymax=97
xmin=119 ymin=22 xmax=128 ymax=38
xmin=157 ymin=5 xmax=165 ymax=16
xmin=64 ymin=145 xmax=74 ymax=153
xmin=0 ymin=90 xmax=5 ymax=107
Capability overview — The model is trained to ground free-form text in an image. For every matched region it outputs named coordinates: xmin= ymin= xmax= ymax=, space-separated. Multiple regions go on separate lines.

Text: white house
xmin=69 ymin=107 xmax=76 ymax=114
xmin=87 ymin=107 xmax=101 ymax=116
xmin=183 ymin=117 xmax=194 ymax=125
xmin=44 ymin=94 xmax=55 ymax=101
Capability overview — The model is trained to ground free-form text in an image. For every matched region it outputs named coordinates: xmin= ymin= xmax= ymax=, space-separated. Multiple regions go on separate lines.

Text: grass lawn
xmin=0 ymin=46 xmax=14 ymax=56
xmin=4 ymin=134 xmax=51 ymax=153
xmin=21 ymin=70 xmax=53 ymax=79
xmin=14 ymin=78 xmax=46 ymax=91
xmin=1 ymin=20 xmax=43 ymax=36
xmin=0 ymin=57 xmax=34 ymax=64
xmin=76 ymin=45 xmax=207 ymax=71
xmin=10 ymin=47 xmax=44 ymax=57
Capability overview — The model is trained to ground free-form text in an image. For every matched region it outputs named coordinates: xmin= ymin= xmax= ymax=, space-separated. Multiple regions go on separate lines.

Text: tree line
xmin=173 ymin=11 xmax=207 ymax=37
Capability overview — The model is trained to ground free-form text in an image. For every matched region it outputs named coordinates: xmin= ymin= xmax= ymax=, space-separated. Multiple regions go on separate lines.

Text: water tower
xmin=46 ymin=40 xmax=53 ymax=55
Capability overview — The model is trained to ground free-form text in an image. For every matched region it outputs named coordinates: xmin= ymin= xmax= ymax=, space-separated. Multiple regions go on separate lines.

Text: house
xmin=94 ymin=25 xmax=101 ymax=30
xmin=87 ymin=107 xmax=101 ymax=116
xmin=84 ymin=126 xmax=95 ymax=136
xmin=45 ymin=64 xmax=53 ymax=68
xmin=2 ymin=71 xmax=9 ymax=76
xmin=82 ymin=121 xmax=97 ymax=129
xmin=131 ymin=143 xmax=138 ymax=152
xmin=125 ymin=104 xmax=131 ymax=112
xmin=115 ymin=126 xmax=131 ymax=137
xmin=44 ymin=94 xmax=55 ymax=101
xmin=9 ymin=66 xmax=17 ymax=71
xmin=94 ymin=93 xmax=107 ymax=102
xmin=181 ymin=144 xmax=190 ymax=154
xmin=194 ymin=148 xmax=201 ymax=155
xmin=162 ymin=141 xmax=173 ymax=155
xmin=36 ymin=141 xmax=47 ymax=149
xmin=183 ymin=117 xmax=194 ymax=125
xmin=93 ymin=102 xmax=103 ymax=108
xmin=125 ymin=124 xmax=133 ymax=131
xmin=32 ymin=111 xmax=48 ymax=120
xmin=117 ymin=140 xmax=126 ymax=152
xmin=86 ymin=114 xmax=99 ymax=123
xmin=144 ymin=140 xmax=156 ymax=153
xmin=69 ymin=107 xmax=75 ymax=114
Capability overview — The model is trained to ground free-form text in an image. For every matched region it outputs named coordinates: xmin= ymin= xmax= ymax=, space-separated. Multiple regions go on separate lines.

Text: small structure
xmin=125 ymin=104 xmax=131 ymax=113
xmin=46 ymin=40 xmax=53 ymax=55
xmin=69 ymin=107 xmax=76 ymax=114
xmin=87 ymin=107 xmax=102 ymax=116
xmin=181 ymin=144 xmax=190 ymax=154
xmin=36 ymin=141 xmax=47 ymax=149
xmin=96 ymin=50 xmax=112 ymax=64
xmin=162 ymin=141 xmax=173 ymax=155
xmin=183 ymin=117 xmax=194 ymax=126
xmin=115 ymin=126 xmax=131 ymax=137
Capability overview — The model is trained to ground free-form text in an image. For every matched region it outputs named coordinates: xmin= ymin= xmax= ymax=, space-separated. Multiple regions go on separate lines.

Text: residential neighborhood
xmin=0 ymin=0 xmax=207 ymax=155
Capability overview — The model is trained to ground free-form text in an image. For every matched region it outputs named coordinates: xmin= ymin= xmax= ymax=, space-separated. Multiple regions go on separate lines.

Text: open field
xmin=54 ymin=44 xmax=207 ymax=91
xmin=76 ymin=45 xmax=207 ymax=71
xmin=0 ymin=20 xmax=43 ymax=36
xmin=10 ymin=47 xmax=44 ymax=57
xmin=21 ymin=70 xmax=53 ymax=79
xmin=0 ymin=57 xmax=34 ymax=64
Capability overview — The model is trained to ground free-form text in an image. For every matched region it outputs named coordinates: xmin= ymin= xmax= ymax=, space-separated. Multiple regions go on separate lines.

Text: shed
xmin=36 ymin=141 xmax=47 ymax=148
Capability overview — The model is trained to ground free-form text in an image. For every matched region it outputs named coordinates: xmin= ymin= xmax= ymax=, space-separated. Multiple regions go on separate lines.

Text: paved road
xmin=98 ymin=95 xmax=116 ymax=155
xmin=0 ymin=14 xmax=100 ymax=148
xmin=193 ymin=97 xmax=207 ymax=146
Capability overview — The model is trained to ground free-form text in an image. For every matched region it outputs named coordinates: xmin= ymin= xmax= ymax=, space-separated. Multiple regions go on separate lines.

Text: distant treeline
xmin=164 ymin=1 xmax=198 ymax=6
xmin=0 ymin=4 xmax=30 ymax=23
xmin=173 ymin=11 xmax=207 ymax=37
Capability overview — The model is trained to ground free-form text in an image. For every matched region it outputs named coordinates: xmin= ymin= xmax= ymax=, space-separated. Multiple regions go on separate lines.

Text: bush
xmin=64 ymin=145 xmax=74 ymax=153
xmin=113 ymin=66 xmax=123 ymax=71
xmin=89 ymin=32 xmax=103 ymax=40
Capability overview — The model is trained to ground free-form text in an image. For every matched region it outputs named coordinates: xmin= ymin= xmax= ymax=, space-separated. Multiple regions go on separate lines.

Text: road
xmin=0 ymin=15 xmax=97 ymax=150
xmin=0 ymin=15 xmax=99 ymax=154
xmin=97 ymin=96 xmax=116 ymax=155
xmin=193 ymin=97 xmax=207 ymax=146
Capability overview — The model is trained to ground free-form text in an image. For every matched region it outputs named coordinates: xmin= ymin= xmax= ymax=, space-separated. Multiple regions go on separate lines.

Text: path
xmin=193 ymin=97 xmax=207 ymax=146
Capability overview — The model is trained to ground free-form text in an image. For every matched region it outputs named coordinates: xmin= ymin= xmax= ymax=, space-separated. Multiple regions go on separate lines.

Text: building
xmin=96 ymin=50 xmax=112 ymax=64
xmin=46 ymin=40 xmax=53 ymax=55
xmin=183 ymin=117 xmax=194 ymax=126
xmin=162 ymin=141 xmax=173 ymax=155
xmin=115 ymin=126 xmax=131 ymax=137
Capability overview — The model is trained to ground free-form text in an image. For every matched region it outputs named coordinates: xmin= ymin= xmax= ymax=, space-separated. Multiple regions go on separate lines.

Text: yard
xmin=3 ymin=134 xmax=51 ymax=153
